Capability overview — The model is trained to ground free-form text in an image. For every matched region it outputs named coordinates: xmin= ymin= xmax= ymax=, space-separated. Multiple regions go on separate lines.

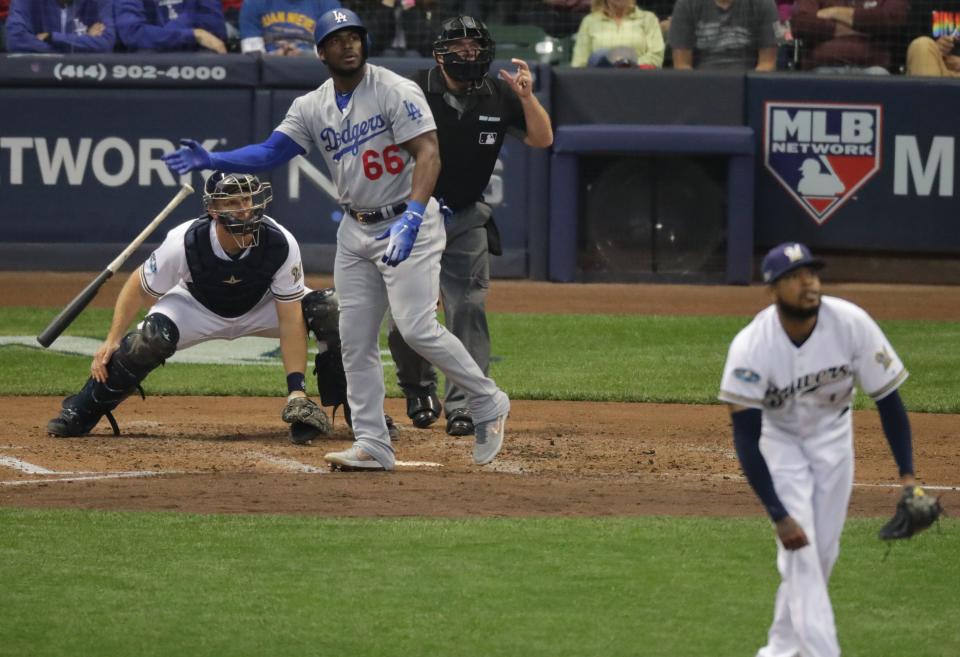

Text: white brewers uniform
xmin=719 ymin=296 xmax=908 ymax=657
xmin=139 ymin=217 xmax=306 ymax=349
xmin=276 ymin=63 xmax=509 ymax=468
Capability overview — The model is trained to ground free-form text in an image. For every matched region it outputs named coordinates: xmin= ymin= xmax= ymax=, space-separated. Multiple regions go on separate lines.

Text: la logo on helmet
xmin=334 ymin=10 xmax=347 ymax=23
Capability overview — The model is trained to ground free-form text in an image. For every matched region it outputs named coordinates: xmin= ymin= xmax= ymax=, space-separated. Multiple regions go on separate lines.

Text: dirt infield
xmin=1 ymin=273 xmax=957 ymax=517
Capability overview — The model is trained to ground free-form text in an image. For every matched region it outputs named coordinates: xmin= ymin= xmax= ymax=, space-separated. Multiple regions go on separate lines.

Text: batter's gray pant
xmin=336 ymin=200 xmax=508 ymax=468
xmin=388 ymin=202 xmax=492 ymax=415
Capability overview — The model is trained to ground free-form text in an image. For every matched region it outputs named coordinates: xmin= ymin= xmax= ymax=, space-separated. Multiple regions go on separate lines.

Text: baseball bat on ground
xmin=36 ymin=183 xmax=194 ymax=348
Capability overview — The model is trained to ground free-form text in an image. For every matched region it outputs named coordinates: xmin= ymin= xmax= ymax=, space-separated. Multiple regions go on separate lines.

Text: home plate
xmin=396 ymin=461 xmax=442 ymax=468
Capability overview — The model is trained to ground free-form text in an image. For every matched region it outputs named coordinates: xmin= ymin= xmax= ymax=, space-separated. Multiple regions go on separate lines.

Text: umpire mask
xmin=203 ymin=172 xmax=273 ymax=248
xmin=433 ymin=15 xmax=495 ymax=83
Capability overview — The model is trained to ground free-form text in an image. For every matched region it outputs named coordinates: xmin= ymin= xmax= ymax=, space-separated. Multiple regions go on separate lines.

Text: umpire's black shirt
xmin=416 ymin=67 xmax=527 ymax=212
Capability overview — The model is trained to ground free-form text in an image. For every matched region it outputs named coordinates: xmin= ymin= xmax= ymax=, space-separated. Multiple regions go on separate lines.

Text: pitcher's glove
xmin=879 ymin=485 xmax=943 ymax=540
xmin=281 ymin=396 xmax=330 ymax=445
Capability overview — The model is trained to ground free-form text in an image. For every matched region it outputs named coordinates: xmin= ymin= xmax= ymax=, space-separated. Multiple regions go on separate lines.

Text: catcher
xmin=47 ymin=171 xmax=334 ymax=444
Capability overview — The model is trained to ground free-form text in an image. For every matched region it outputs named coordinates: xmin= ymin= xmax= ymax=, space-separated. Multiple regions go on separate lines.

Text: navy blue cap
xmin=761 ymin=242 xmax=824 ymax=284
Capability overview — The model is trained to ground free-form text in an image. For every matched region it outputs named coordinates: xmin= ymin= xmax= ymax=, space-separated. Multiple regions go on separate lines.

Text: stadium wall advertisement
xmin=1 ymin=56 xmax=958 ymax=281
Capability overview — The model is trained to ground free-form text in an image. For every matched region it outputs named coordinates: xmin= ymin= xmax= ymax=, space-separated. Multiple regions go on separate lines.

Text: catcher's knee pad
xmin=111 ymin=313 xmax=179 ymax=381
xmin=302 ymin=288 xmax=341 ymax=346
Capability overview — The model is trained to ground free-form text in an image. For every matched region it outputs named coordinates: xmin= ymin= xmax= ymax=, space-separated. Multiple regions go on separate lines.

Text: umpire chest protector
xmin=417 ymin=67 xmax=526 ymax=212
xmin=184 ymin=217 xmax=289 ymax=318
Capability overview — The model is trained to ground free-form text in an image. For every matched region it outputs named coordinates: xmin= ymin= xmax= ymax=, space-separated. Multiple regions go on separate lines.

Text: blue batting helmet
xmin=315 ymin=8 xmax=368 ymax=51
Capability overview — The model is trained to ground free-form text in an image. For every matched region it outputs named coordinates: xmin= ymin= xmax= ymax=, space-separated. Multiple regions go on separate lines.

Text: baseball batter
xmin=719 ymin=242 xmax=922 ymax=657
xmin=162 ymin=8 xmax=511 ymax=471
xmin=47 ymin=172 xmax=331 ymax=443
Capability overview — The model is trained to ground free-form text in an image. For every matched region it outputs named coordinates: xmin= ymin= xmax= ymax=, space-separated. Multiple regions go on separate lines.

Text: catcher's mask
xmin=433 ymin=15 xmax=495 ymax=83
xmin=203 ymin=172 xmax=273 ymax=247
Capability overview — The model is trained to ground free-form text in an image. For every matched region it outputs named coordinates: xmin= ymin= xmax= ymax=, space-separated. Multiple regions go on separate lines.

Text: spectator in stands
xmin=220 ymin=0 xmax=241 ymax=50
xmin=905 ymin=2 xmax=960 ymax=76
xmin=571 ymin=0 xmax=664 ymax=67
xmin=342 ymin=0 xmax=434 ymax=55
xmin=516 ymin=0 xmax=591 ymax=38
xmin=669 ymin=0 xmax=779 ymax=70
xmin=240 ymin=0 xmax=341 ymax=55
xmin=791 ymin=0 xmax=908 ymax=73
xmin=115 ymin=0 xmax=227 ymax=52
xmin=1 ymin=0 xmax=9 ymax=51
xmin=6 ymin=0 xmax=115 ymax=52
xmin=434 ymin=0 xmax=505 ymax=24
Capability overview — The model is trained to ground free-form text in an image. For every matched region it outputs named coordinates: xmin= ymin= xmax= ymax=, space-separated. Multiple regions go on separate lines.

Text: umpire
xmin=388 ymin=15 xmax=553 ymax=436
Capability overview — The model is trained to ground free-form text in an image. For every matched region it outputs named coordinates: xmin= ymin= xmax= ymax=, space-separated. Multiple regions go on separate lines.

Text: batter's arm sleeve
xmin=208 ymin=131 xmax=306 ymax=173
xmin=876 ymin=390 xmax=915 ymax=477
xmin=731 ymin=407 xmax=789 ymax=521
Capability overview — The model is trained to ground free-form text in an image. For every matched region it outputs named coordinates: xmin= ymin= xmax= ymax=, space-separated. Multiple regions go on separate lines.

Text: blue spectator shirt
xmin=239 ymin=0 xmax=339 ymax=55
xmin=115 ymin=0 xmax=226 ymax=51
xmin=6 ymin=0 xmax=115 ymax=52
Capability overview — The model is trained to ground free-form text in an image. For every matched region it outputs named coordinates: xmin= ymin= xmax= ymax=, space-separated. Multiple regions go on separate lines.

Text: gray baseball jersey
xmin=276 ymin=63 xmax=436 ymax=211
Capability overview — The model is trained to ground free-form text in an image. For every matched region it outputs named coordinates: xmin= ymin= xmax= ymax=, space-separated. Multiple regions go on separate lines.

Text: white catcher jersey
xmin=719 ymin=296 xmax=908 ymax=440
xmin=276 ymin=63 xmax=436 ymax=211
xmin=139 ymin=216 xmax=305 ymax=304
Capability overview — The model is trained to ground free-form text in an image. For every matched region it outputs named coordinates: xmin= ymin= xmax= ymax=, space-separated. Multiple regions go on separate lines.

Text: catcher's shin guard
xmin=47 ymin=314 xmax=179 ymax=437
xmin=314 ymin=345 xmax=351 ymax=426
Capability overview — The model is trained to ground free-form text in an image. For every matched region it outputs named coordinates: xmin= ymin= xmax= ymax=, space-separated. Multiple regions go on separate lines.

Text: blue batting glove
xmin=161 ymin=139 xmax=212 ymax=175
xmin=376 ymin=206 xmax=424 ymax=266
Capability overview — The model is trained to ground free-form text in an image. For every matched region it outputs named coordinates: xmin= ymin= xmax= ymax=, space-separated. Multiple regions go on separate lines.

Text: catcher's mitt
xmin=281 ymin=396 xmax=330 ymax=445
xmin=878 ymin=485 xmax=943 ymax=540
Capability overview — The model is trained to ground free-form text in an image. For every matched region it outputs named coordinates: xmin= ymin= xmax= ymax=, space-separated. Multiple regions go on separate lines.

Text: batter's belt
xmin=345 ymin=202 xmax=407 ymax=225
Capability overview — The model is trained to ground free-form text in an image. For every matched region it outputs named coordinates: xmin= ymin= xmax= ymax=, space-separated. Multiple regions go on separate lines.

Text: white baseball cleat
xmin=473 ymin=413 xmax=507 ymax=465
xmin=324 ymin=445 xmax=389 ymax=472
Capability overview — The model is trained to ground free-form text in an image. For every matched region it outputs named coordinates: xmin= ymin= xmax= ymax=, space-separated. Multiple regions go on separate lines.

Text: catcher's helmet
xmin=203 ymin=172 xmax=273 ymax=245
xmin=315 ymin=8 xmax=369 ymax=56
xmin=433 ymin=15 xmax=495 ymax=82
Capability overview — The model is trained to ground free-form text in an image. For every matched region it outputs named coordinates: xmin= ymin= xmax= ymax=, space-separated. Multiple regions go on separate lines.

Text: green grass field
xmin=2 ymin=307 xmax=959 ymax=411
xmin=1 ymin=510 xmax=957 ymax=657
xmin=2 ymin=306 xmax=958 ymax=656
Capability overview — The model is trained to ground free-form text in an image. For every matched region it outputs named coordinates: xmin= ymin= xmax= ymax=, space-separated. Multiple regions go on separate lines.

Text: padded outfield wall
xmin=0 ymin=54 xmax=957 ymax=283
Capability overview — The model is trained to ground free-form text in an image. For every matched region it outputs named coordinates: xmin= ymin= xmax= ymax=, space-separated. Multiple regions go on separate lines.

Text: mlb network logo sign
xmin=764 ymin=102 xmax=883 ymax=225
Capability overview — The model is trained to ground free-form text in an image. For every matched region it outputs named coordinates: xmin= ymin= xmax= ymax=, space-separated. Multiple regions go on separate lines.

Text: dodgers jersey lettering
xmin=719 ymin=296 xmax=908 ymax=438
xmin=139 ymin=216 xmax=305 ymax=307
xmin=276 ymin=63 xmax=437 ymax=211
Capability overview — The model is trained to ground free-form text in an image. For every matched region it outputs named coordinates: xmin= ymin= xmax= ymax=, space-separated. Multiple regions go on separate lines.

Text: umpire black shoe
xmin=406 ymin=393 xmax=441 ymax=429
xmin=446 ymin=409 xmax=474 ymax=437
